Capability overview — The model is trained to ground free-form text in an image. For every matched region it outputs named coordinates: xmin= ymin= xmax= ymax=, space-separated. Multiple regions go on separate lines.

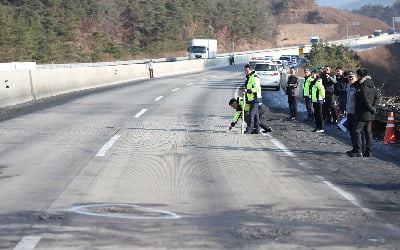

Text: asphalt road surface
xmin=1 ymin=66 xmax=399 ymax=249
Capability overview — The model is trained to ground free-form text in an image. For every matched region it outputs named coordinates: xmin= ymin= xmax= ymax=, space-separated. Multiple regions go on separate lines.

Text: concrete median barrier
xmin=0 ymin=58 xmax=234 ymax=109
xmin=0 ymin=71 xmax=34 ymax=107
xmin=30 ymin=64 xmax=149 ymax=100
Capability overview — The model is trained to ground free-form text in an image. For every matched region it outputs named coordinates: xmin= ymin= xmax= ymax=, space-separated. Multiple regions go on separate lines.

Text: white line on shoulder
xmin=96 ymin=135 xmax=121 ymax=157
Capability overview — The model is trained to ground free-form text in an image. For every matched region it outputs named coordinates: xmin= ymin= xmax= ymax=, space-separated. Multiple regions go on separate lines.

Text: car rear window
xmin=255 ymin=64 xmax=277 ymax=71
xmin=279 ymin=56 xmax=291 ymax=61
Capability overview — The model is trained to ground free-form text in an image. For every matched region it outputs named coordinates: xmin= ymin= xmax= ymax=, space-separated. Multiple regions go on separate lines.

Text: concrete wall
xmin=0 ymin=71 xmax=34 ymax=107
xmin=0 ymin=56 xmax=233 ymax=108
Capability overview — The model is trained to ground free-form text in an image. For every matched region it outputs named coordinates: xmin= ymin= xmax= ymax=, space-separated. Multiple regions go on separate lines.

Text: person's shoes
xmin=287 ymin=117 xmax=296 ymax=121
xmin=363 ymin=152 xmax=372 ymax=157
xmin=312 ymin=128 xmax=324 ymax=132
xmin=243 ymin=130 xmax=251 ymax=134
xmin=251 ymin=130 xmax=260 ymax=134
xmin=262 ymin=127 xmax=272 ymax=133
xmin=346 ymin=150 xmax=355 ymax=155
xmin=348 ymin=152 xmax=363 ymax=157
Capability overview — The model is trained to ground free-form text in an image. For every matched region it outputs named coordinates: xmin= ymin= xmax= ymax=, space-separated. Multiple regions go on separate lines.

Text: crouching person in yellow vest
xmin=229 ymin=97 xmax=250 ymax=131
xmin=228 ymin=97 xmax=272 ymax=133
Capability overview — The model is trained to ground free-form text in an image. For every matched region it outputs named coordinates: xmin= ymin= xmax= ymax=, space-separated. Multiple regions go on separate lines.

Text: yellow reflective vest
xmin=232 ymin=97 xmax=250 ymax=124
xmin=311 ymin=78 xmax=325 ymax=103
xmin=245 ymin=71 xmax=260 ymax=102
xmin=303 ymin=75 xmax=312 ymax=97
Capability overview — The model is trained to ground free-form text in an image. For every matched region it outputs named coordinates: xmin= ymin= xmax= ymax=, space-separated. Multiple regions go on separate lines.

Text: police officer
xmin=228 ymin=97 xmax=250 ymax=131
xmin=303 ymin=68 xmax=314 ymax=121
xmin=243 ymin=64 xmax=260 ymax=134
xmin=310 ymin=69 xmax=325 ymax=132
xmin=228 ymin=97 xmax=272 ymax=133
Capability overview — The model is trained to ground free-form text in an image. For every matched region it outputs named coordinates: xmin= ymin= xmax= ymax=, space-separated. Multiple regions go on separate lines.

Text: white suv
xmin=255 ymin=63 xmax=281 ymax=91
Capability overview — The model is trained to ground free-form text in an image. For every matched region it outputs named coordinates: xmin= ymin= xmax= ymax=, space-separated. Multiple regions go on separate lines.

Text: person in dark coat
xmin=349 ymin=68 xmax=379 ymax=157
xmin=334 ymin=67 xmax=348 ymax=116
xmin=286 ymin=67 xmax=299 ymax=120
xmin=321 ymin=66 xmax=337 ymax=124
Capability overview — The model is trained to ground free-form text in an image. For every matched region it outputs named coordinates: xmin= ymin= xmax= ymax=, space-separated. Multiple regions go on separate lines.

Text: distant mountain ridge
xmin=317 ymin=0 xmax=395 ymax=9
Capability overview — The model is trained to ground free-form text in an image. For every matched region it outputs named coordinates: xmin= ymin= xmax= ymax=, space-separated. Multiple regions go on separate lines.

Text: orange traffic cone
xmin=383 ymin=112 xmax=397 ymax=144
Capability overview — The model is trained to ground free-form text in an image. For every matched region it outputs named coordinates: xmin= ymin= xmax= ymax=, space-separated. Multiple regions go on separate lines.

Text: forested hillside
xmin=0 ymin=0 xmax=389 ymax=64
xmin=0 ymin=0 xmax=272 ymax=63
xmin=353 ymin=0 xmax=400 ymax=25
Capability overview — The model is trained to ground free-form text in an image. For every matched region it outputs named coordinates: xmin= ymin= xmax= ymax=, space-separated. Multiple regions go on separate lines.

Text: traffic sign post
xmin=394 ymin=17 xmax=400 ymax=29
xmin=346 ymin=22 xmax=360 ymax=39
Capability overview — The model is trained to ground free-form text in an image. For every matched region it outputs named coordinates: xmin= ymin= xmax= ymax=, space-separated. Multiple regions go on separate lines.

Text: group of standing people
xmin=229 ymin=63 xmax=379 ymax=158
xmin=287 ymin=66 xmax=378 ymax=157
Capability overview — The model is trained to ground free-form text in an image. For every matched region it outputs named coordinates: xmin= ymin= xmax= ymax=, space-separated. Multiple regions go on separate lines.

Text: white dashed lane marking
xmin=134 ymin=109 xmax=148 ymax=118
xmin=155 ymin=96 xmax=163 ymax=102
xmin=14 ymin=236 xmax=41 ymax=250
xmin=171 ymin=88 xmax=180 ymax=92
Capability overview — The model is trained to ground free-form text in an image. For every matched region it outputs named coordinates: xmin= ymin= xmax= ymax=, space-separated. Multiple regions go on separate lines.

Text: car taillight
xmin=273 ymin=73 xmax=279 ymax=76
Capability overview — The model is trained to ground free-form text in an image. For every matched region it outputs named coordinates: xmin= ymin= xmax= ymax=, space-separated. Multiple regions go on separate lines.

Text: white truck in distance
xmin=310 ymin=36 xmax=320 ymax=45
xmin=188 ymin=39 xmax=217 ymax=59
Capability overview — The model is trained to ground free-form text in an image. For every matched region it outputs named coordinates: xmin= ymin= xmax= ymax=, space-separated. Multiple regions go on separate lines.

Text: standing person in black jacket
xmin=334 ymin=67 xmax=348 ymax=117
xmin=286 ymin=67 xmax=299 ymax=120
xmin=349 ymin=68 xmax=379 ymax=157
xmin=321 ymin=66 xmax=337 ymax=124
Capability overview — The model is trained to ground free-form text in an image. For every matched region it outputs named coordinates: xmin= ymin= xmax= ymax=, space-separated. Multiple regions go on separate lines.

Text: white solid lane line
xmin=187 ymin=82 xmax=194 ymax=86
xmin=134 ymin=109 xmax=148 ymax=118
xmin=171 ymin=88 xmax=180 ymax=92
xmin=318 ymin=176 xmax=373 ymax=213
xmin=155 ymin=96 xmax=164 ymax=102
xmin=95 ymin=135 xmax=121 ymax=157
xmin=261 ymin=133 xmax=372 ymax=213
xmin=14 ymin=236 xmax=41 ymax=250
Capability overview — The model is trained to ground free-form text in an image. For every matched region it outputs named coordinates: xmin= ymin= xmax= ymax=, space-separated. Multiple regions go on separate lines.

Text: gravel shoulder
xmin=261 ymin=89 xmax=400 ymax=225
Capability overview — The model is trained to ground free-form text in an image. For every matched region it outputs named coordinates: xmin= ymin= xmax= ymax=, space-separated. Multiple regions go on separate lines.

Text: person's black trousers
xmin=304 ymin=96 xmax=314 ymax=118
xmin=338 ymin=94 xmax=347 ymax=115
xmin=347 ymin=114 xmax=357 ymax=152
xmin=323 ymin=93 xmax=337 ymax=122
xmin=354 ymin=120 xmax=372 ymax=155
xmin=247 ymin=101 xmax=260 ymax=133
xmin=288 ymin=95 xmax=297 ymax=118
xmin=313 ymin=102 xmax=324 ymax=130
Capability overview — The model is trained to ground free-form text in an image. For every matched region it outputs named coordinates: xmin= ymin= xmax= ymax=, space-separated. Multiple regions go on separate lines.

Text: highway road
xmin=351 ymin=39 xmax=397 ymax=51
xmin=1 ymin=66 xmax=399 ymax=249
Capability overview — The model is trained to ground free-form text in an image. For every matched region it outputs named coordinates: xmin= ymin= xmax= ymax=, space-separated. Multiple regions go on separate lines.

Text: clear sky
xmin=316 ymin=0 xmax=395 ymax=9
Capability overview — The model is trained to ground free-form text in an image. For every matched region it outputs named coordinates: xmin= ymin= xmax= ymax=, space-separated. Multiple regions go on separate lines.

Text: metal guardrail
xmin=35 ymin=33 xmax=395 ymax=70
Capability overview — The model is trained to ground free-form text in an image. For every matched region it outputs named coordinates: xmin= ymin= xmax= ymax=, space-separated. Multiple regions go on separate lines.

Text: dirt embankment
xmin=276 ymin=7 xmax=389 ymax=47
xmin=357 ymin=43 xmax=400 ymax=97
